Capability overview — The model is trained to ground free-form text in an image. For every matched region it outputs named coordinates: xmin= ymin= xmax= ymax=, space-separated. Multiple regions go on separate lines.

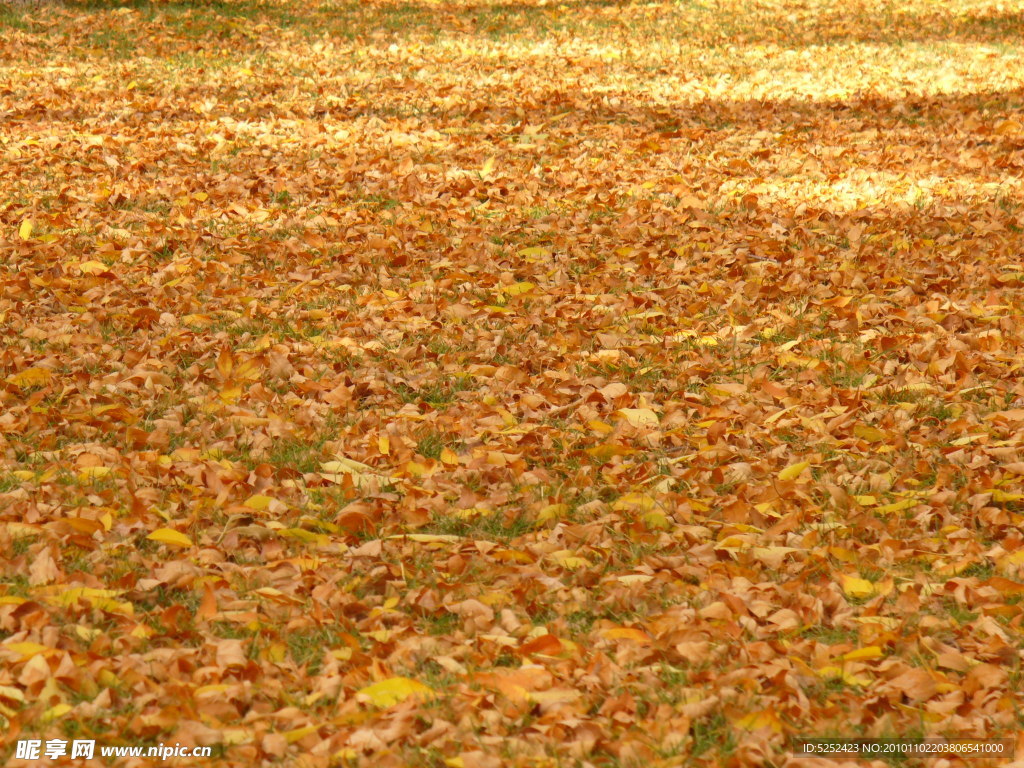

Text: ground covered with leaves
xmin=3 ymin=0 xmax=1024 ymax=765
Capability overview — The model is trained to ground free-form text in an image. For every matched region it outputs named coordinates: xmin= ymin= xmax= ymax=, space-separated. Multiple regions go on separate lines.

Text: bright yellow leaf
xmin=517 ymin=246 xmax=551 ymax=259
xmin=357 ymin=677 xmax=434 ymax=708
xmin=7 ymin=367 xmax=52 ymax=388
xmin=853 ymin=424 xmax=886 ymax=442
xmin=777 ymin=461 xmax=810 ymax=481
xmin=612 ymin=493 xmax=656 ymax=512
xmin=218 ymin=386 xmax=242 ymax=404
xmin=147 ymin=528 xmax=193 ymax=548
xmin=77 ymin=466 xmax=112 ymax=483
xmin=842 ymin=646 xmax=885 ymax=662
xmin=502 ymin=281 xmax=535 ymax=297
xmin=874 ymin=499 xmax=917 ymax=515
xmin=78 ymin=260 xmax=111 ymax=275
xmin=2 ymin=642 xmax=51 ymax=659
xmin=550 ymin=551 xmax=591 ymax=569
xmin=643 ymin=511 xmax=671 ymax=530
xmin=283 ymin=725 xmax=319 ymax=743
xmin=839 ymin=574 xmax=876 ymax=599
xmin=733 ymin=709 xmax=783 ymax=732
xmin=41 ymin=704 xmax=72 ymax=723
xmin=992 ymin=489 xmax=1024 ymax=503
xmin=816 ymin=666 xmax=872 ymax=686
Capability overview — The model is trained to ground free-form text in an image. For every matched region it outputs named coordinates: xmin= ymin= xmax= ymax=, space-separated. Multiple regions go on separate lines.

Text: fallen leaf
xmin=147 ymin=528 xmax=194 ymax=548
xmin=357 ymin=677 xmax=434 ymax=708
xmin=778 ymin=461 xmax=810 ymax=481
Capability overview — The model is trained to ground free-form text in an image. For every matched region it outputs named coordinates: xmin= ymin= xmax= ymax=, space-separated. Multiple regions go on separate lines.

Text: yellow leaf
xmin=38 ymin=587 xmax=134 ymax=615
xmin=321 ymin=457 xmax=374 ymax=474
xmin=854 ymin=495 xmax=877 ymax=506
xmin=502 ymin=281 xmax=535 ymax=297
xmin=586 ymin=444 xmax=637 ymax=461
xmin=3 ymin=641 xmax=50 ymax=659
xmin=777 ymin=461 xmax=810 ymax=481
xmin=147 ymin=528 xmax=193 ymax=548
xmin=716 ymin=534 xmax=753 ymax=550
xmin=41 ymin=703 xmax=72 ymax=723
xmin=840 ymin=574 xmax=876 ymax=599
xmin=243 ymin=494 xmax=274 ymax=510
xmin=816 ymin=666 xmax=871 ymax=686
xmin=277 ymin=528 xmax=326 ymax=545
xmin=874 ymin=499 xmax=917 ymax=515
xmin=616 ymin=408 xmax=659 ymax=428
xmin=75 ymin=625 xmax=101 ymax=642
xmin=357 ymin=677 xmax=434 ymax=708
xmin=219 ymin=386 xmax=242 ymax=404
xmin=7 ymin=367 xmax=52 ymax=388
xmin=587 ymin=419 xmax=615 ymax=435
xmin=992 ymin=489 xmax=1024 ymax=503
xmin=550 ymin=551 xmax=591 ymax=569
xmin=405 ymin=460 xmax=427 ymax=477
xmin=643 ymin=511 xmax=671 ymax=530
xmin=537 ymin=503 xmax=569 ymax=522
xmin=450 ymin=507 xmax=486 ymax=522
xmin=1001 ymin=550 xmax=1024 ymax=569
xmin=386 ymin=534 xmax=462 ymax=543
xmin=78 ymin=260 xmax=111 ymax=275
xmin=827 ymin=546 xmax=858 ymax=562
xmin=283 ymin=725 xmax=319 ymax=743
xmin=378 ymin=436 xmax=390 ymax=455
xmin=234 ymin=359 xmax=261 ymax=381
xmin=733 ymin=709 xmax=783 ymax=732
xmin=480 ymin=156 xmax=495 ymax=176
xmin=842 ymin=646 xmax=885 ymax=662
xmin=853 ymin=424 xmax=886 ymax=442
xmin=440 ymin=447 xmax=459 ymax=465
xmin=77 ymin=466 xmax=112 ymax=483
xmin=18 ymin=219 xmax=33 ymax=240
xmin=612 ymin=493 xmax=656 ymax=512
xmin=517 ymin=246 xmax=551 ymax=259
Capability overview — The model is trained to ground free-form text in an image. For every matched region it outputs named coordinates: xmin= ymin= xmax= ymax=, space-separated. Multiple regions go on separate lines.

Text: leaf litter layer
xmin=2 ymin=0 xmax=1024 ymax=765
